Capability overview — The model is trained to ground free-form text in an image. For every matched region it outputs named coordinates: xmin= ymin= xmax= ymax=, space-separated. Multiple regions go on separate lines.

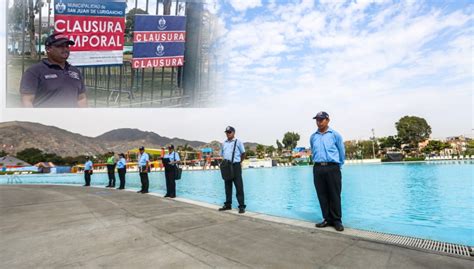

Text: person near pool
xmin=83 ymin=156 xmax=93 ymax=187
xmin=137 ymin=146 xmax=150 ymax=194
xmin=310 ymin=111 xmax=346 ymax=232
xmin=218 ymin=126 xmax=246 ymax=214
xmin=116 ymin=153 xmax=127 ymax=190
xmin=163 ymin=145 xmax=181 ymax=198
xmin=105 ymin=152 xmax=116 ymax=188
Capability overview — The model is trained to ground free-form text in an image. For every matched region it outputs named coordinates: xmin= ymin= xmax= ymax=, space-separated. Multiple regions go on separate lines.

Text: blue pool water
xmin=1 ymin=161 xmax=473 ymax=246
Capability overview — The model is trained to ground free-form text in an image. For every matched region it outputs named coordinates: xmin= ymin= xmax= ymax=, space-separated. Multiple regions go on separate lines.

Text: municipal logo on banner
xmin=55 ymin=0 xmax=66 ymax=13
xmin=132 ymin=15 xmax=187 ymax=69
xmin=54 ymin=0 xmax=126 ymax=66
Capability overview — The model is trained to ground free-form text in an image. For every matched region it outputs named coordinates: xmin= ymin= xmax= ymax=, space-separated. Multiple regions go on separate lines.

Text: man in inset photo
xmin=19 ymin=33 xmax=88 ymax=108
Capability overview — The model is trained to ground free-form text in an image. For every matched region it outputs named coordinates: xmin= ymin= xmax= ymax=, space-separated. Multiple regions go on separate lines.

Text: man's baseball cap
xmin=168 ymin=145 xmax=174 ymax=149
xmin=225 ymin=126 xmax=235 ymax=133
xmin=45 ymin=33 xmax=75 ymax=47
xmin=313 ymin=111 xmax=329 ymax=120
xmin=139 ymin=146 xmax=145 ymax=151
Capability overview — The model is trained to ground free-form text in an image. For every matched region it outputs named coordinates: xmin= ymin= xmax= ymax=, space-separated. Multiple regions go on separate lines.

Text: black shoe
xmin=164 ymin=194 xmax=170 ymax=197
xmin=141 ymin=191 xmax=149 ymax=194
xmin=106 ymin=185 xmax=111 ymax=188
xmin=334 ymin=223 xmax=344 ymax=232
xmin=238 ymin=208 xmax=245 ymax=214
xmin=169 ymin=196 xmax=176 ymax=198
xmin=83 ymin=185 xmax=89 ymax=187
xmin=218 ymin=205 xmax=231 ymax=211
xmin=116 ymin=187 xmax=124 ymax=190
xmin=315 ymin=220 xmax=330 ymax=228
xmin=137 ymin=190 xmax=143 ymax=193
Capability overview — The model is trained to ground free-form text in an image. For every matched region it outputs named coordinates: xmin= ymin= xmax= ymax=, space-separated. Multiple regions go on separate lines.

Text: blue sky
xmin=207 ymin=0 xmax=473 ymax=143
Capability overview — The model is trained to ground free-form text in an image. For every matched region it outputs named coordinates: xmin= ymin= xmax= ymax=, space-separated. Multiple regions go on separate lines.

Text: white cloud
xmin=228 ymin=0 xmax=262 ymax=12
xmin=214 ymin=0 xmax=473 ymax=142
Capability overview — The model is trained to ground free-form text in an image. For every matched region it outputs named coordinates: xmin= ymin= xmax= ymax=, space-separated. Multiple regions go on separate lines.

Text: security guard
xmin=116 ymin=153 xmax=127 ymax=190
xmin=137 ymin=146 xmax=150 ymax=193
xmin=219 ymin=126 xmax=246 ymax=214
xmin=310 ymin=112 xmax=346 ymax=232
xmin=83 ymin=156 xmax=93 ymax=187
xmin=105 ymin=152 xmax=116 ymax=188
xmin=20 ymin=33 xmax=88 ymax=108
xmin=163 ymin=145 xmax=181 ymax=198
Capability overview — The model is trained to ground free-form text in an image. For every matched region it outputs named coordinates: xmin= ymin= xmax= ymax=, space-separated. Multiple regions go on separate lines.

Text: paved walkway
xmin=0 ymin=185 xmax=472 ymax=268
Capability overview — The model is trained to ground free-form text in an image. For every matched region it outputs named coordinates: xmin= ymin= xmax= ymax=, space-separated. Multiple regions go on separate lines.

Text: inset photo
xmin=6 ymin=0 xmax=218 ymax=108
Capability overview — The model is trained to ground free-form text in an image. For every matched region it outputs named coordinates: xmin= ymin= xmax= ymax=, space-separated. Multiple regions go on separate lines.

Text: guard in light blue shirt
xmin=116 ymin=153 xmax=127 ymax=190
xmin=310 ymin=112 xmax=345 ymax=232
xmin=163 ymin=145 xmax=181 ymax=198
xmin=218 ymin=126 xmax=247 ymax=214
xmin=83 ymin=156 xmax=93 ymax=187
xmin=137 ymin=146 xmax=150 ymax=193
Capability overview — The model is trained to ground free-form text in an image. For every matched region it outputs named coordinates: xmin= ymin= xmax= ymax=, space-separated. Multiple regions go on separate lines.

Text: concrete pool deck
xmin=0 ymin=185 xmax=472 ymax=268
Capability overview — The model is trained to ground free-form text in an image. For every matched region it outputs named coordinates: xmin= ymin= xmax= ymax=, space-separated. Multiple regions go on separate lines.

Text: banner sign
xmin=54 ymin=0 xmax=126 ymax=66
xmin=132 ymin=15 xmax=186 ymax=69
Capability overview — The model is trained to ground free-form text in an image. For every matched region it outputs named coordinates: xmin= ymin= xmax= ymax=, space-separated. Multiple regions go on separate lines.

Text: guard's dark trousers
xmin=224 ymin=163 xmax=246 ymax=208
xmin=84 ymin=171 xmax=91 ymax=186
xmin=139 ymin=170 xmax=149 ymax=192
xmin=106 ymin=164 xmax=116 ymax=187
xmin=165 ymin=169 xmax=176 ymax=197
xmin=118 ymin=168 xmax=126 ymax=189
xmin=313 ymin=164 xmax=342 ymax=224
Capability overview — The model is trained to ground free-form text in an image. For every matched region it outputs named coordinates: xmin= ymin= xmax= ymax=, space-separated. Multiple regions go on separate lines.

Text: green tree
xmin=0 ymin=150 xmax=7 ymax=157
xmin=8 ymin=1 xmax=24 ymax=31
xmin=378 ymin=136 xmax=401 ymax=150
xmin=282 ymin=132 xmax=300 ymax=150
xmin=422 ymin=140 xmax=450 ymax=155
xmin=358 ymin=140 xmax=379 ymax=159
xmin=16 ymin=148 xmax=44 ymax=164
xmin=256 ymin=144 xmax=265 ymax=159
xmin=177 ymin=143 xmax=194 ymax=152
xmin=276 ymin=140 xmax=283 ymax=154
xmin=344 ymin=141 xmax=359 ymax=159
xmin=465 ymin=140 xmax=474 ymax=156
xmin=265 ymin=145 xmax=276 ymax=157
xmin=125 ymin=8 xmax=148 ymax=40
xmin=245 ymin=147 xmax=256 ymax=157
xmin=395 ymin=116 xmax=432 ymax=150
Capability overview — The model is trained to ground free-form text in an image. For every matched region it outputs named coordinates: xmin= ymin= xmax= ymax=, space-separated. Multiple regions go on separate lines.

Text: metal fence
xmin=6 ymin=0 xmax=217 ymax=108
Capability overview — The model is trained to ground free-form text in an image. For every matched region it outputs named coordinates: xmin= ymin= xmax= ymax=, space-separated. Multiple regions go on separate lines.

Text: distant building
xmin=0 ymin=156 xmax=31 ymax=168
xmin=418 ymin=140 xmax=429 ymax=151
xmin=445 ymin=136 xmax=469 ymax=155
xmin=35 ymin=162 xmax=56 ymax=173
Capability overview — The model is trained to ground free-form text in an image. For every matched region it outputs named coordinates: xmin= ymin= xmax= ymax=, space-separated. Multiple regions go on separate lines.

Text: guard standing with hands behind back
xmin=106 ymin=152 xmax=116 ymax=188
xmin=310 ymin=112 xmax=346 ymax=232
xmin=137 ymin=146 xmax=150 ymax=194
xmin=83 ymin=156 xmax=93 ymax=187
xmin=116 ymin=153 xmax=127 ymax=190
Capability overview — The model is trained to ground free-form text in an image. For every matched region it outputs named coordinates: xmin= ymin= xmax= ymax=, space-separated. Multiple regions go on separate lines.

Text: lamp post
xmin=47 ymin=0 xmax=51 ymax=34
xmin=371 ymin=128 xmax=376 ymax=159
xmin=37 ymin=0 xmax=44 ymax=60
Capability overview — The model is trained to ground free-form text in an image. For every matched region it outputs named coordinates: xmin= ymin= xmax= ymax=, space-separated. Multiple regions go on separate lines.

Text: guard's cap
xmin=225 ymin=126 xmax=235 ymax=133
xmin=313 ymin=111 xmax=329 ymax=120
xmin=45 ymin=33 xmax=75 ymax=47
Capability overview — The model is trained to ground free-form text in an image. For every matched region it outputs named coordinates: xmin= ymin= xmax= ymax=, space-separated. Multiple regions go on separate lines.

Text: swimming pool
xmin=2 ymin=161 xmax=473 ymax=246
